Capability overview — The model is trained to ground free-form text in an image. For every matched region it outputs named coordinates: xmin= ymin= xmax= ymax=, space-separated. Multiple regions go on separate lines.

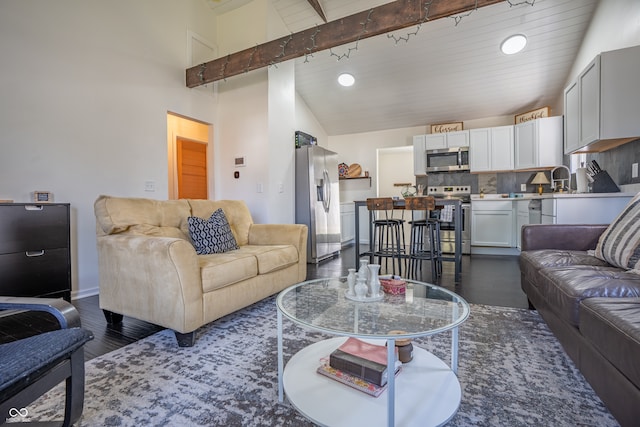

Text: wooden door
xmin=177 ymin=138 xmax=207 ymax=199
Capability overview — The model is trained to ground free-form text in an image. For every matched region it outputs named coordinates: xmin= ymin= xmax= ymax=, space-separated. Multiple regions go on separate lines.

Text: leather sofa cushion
xmin=580 ymin=298 xmax=640 ymax=388
xmin=520 ymin=250 xmax=610 ymax=288
xmin=538 ymin=266 xmax=640 ymax=326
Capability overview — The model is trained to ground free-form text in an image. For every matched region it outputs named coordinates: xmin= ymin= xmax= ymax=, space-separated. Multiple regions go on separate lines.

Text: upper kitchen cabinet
xmin=413 ymin=134 xmax=426 ymax=176
xmin=469 ymin=125 xmax=514 ymax=172
xmin=424 ymin=130 xmax=469 ymax=150
xmin=564 ymin=45 xmax=640 ymax=154
xmin=514 ymin=116 xmax=562 ymax=170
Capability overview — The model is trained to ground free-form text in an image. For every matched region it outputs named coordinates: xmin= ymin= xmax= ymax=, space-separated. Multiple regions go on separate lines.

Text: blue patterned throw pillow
xmin=188 ymin=209 xmax=239 ymax=254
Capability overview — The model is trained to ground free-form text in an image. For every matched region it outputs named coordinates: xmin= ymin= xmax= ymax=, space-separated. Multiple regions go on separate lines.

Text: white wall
xmin=0 ymin=0 xmax=218 ymax=298
xmin=215 ymin=0 xmax=298 ymax=224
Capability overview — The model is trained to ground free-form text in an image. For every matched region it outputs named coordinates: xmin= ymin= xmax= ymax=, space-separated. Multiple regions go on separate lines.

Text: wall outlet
xmin=520 ymin=183 xmax=527 ymax=191
xmin=633 ymin=162 xmax=638 ymax=178
xmin=144 ymin=180 xmax=155 ymax=192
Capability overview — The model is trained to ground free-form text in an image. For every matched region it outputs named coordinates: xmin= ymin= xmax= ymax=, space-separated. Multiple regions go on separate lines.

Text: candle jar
xmin=388 ymin=330 xmax=414 ymax=363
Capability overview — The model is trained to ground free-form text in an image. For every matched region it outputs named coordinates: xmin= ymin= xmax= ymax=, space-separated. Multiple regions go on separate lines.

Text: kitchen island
xmin=353 ymin=198 xmax=463 ymax=282
xmin=470 ymin=192 xmax=635 ymax=254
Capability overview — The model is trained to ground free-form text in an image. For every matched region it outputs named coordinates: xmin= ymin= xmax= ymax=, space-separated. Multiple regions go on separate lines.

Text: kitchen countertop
xmin=470 ymin=192 xmax=635 ymax=201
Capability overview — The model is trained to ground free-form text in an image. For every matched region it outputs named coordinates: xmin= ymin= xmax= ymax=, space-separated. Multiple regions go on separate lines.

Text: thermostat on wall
xmin=234 ymin=156 xmax=246 ymax=167
xmin=33 ymin=191 xmax=53 ymax=202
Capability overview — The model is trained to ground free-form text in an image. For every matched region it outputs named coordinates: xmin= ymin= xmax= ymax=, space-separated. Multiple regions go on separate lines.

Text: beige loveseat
xmin=94 ymin=195 xmax=307 ymax=346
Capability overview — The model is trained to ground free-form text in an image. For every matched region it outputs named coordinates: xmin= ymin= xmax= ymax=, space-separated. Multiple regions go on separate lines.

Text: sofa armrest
xmin=0 ymin=297 xmax=81 ymax=329
xmin=521 ymin=224 xmax=608 ymax=251
xmin=96 ymin=235 xmax=204 ymax=333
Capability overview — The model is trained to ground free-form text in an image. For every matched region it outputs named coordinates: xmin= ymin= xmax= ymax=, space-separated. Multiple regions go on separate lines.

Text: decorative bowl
xmin=380 ymin=278 xmax=406 ymax=295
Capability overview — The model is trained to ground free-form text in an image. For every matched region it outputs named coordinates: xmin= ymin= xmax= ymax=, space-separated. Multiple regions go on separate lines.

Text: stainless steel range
xmin=427 ymin=186 xmax=471 ymax=255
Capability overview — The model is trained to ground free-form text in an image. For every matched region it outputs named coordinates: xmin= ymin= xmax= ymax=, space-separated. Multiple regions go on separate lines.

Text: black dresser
xmin=0 ymin=203 xmax=71 ymax=301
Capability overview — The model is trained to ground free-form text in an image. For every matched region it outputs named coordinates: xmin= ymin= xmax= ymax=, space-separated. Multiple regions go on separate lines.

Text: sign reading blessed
xmin=514 ymin=107 xmax=550 ymax=124
xmin=430 ymin=122 xmax=463 ymax=133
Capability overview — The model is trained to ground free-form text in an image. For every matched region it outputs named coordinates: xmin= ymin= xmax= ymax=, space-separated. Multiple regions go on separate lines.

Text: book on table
xmin=328 ymin=337 xmax=400 ymax=387
xmin=316 ymin=358 xmax=400 ymax=398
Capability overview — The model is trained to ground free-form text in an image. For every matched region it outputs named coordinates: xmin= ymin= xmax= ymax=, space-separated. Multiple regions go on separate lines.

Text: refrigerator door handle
xmin=322 ymin=169 xmax=331 ymax=213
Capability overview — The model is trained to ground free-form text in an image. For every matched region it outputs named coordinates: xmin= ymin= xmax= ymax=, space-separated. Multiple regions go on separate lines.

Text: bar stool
xmin=366 ymin=197 xmax=405 ymax=276
xmin=404 ymin=196 xmax=442 ymax=282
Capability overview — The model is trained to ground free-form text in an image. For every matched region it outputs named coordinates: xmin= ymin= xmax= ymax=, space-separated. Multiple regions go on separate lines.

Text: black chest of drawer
xmin=0 ymin=203 xmax=71 ymax=301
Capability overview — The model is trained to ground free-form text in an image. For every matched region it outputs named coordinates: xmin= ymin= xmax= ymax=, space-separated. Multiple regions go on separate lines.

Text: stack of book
xmin=316 ymin=338 xmax=401 ymax=397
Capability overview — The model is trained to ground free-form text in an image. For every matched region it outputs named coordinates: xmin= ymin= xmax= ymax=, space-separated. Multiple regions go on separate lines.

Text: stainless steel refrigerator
xmin=295 ymin=145 xmax=341 ymax=263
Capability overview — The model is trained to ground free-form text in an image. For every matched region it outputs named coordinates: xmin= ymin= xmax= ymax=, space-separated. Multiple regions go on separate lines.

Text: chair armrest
xmin=0 ymin=297 xmax=80 ymax=329
xmin=96 ymin=235 xmax=204 ymax=332
xmin=248 ymin=223 xmax=308 ymax=249
xmin=521 ymin=224 xmax=608 ymax=251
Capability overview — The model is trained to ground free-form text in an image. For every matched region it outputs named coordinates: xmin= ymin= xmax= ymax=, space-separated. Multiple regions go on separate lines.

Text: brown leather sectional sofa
xmin=520 ymin=224 xmax=640 ymax=427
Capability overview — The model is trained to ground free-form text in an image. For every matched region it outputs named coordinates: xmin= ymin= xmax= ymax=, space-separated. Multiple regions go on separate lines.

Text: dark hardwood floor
xmin=1 ymin=245 xmax=527 ymax=361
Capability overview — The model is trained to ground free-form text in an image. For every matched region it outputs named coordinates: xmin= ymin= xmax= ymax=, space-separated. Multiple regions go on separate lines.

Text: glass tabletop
xmin=276 ymin=277 xmax=470 ymax=340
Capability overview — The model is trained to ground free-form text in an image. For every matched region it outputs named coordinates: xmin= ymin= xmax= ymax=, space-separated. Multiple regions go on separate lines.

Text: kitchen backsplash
xmin=415 ymin=138 xmax=640 ymax=195
xmin=416 ymin=171 xmax=544 ymax=195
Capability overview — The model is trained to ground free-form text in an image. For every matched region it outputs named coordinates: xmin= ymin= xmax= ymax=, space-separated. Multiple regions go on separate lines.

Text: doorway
xmin=376 ymin=146 xmax=414 ymax=197
xmin=167 ymin=113 xmax=211 ymax=199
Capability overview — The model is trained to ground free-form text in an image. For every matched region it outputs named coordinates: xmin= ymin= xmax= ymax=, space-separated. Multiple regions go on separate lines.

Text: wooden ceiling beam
xmin=186 ymin=0 xmax=504 ymax=87
xmin=307 ymin=0 xmax=327 ymax=23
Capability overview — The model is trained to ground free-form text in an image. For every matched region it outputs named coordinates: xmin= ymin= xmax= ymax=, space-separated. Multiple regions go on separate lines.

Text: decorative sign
xmin=33 ymin=191 xmax=53 ymax=202
xmin=430 ymin=122 xmax=463 ymax=133
xmin=514 ymin=107 xmax=550 ymax=124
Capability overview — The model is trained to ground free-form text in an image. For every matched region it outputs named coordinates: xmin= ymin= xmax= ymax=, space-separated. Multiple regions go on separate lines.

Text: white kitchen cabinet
xmin=469 ymin=125 xmax=514 ymax=172
xmin=339 ymin=202 xmax=355 ymax=245
xmin=471 ymin=200 xmax=514 ymax=247
xmin=514 ymin=117 xmax=562 ymax=170
xmin=413 ymin=134 xmax=426 ymax=176
xmin=515 ymin=200 xmax=529 ymax=249
xmin=541 ymin=195 xmax=632 ymax=224
xmin=424 ymin=130 xmax=469 ymax=150
xmin=564 ymin=45 xmax=640 ymax=154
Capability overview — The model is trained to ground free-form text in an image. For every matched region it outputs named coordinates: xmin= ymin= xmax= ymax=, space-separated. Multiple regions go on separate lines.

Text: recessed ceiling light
xmin=338 ymin=73 xmax=355 ymax=87
xmin=500 ymin=34 xmax=527 ymax=55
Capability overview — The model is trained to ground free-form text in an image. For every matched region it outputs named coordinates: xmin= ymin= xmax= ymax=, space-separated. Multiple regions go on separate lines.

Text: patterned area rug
xmin=18 ymin=297 xmax=618 ymax=426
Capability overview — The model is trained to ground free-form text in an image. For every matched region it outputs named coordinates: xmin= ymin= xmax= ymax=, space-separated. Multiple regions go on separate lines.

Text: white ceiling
xmin=208 ymin=0 xmax=600 ymax=136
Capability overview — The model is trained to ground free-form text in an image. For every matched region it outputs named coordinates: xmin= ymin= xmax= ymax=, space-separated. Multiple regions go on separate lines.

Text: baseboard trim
xmin=72 ymin=287 xmax=99 ymax=301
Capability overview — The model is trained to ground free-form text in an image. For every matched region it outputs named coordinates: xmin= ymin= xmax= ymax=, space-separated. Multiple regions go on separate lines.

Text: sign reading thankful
xmin=430 ymin=122 xmax=463 ymax=133
xmin=514 ymin=107 xmax=550 ymax=124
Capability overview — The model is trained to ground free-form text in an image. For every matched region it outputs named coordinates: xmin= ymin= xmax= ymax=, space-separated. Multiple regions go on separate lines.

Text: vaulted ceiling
xmin=205 ymin=0 xmax=600 ymax=136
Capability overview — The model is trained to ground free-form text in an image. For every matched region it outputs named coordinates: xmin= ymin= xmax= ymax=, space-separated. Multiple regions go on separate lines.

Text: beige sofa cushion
xmin=188 ymin=200 xmax=253 ymax=246
xmin=199 ymin=250 xmax=258 ymax=292
xmin=240 ymin=245 xmax=299 ymax=274
xmin=95 ymin=195 xmax=191 ymax=238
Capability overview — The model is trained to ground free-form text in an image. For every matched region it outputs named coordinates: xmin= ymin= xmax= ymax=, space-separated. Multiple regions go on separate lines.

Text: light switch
xmin=633 ymin=163 xmax=638 ymax=178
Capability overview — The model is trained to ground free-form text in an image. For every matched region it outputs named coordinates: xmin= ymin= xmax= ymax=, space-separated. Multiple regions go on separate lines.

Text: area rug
xmin=18 ymin=297 xmax=618 ymax=426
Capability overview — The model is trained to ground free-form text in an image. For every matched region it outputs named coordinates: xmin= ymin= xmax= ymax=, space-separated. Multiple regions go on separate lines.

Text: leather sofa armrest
xmin=521 ymin=224 xmax=608 ymax=251
xmin=96 ymin=235 xmax=204 ymax=332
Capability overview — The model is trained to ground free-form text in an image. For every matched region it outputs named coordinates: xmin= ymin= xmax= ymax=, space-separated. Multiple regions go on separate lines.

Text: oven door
xmin=431 ymin=203 xmax=470 ymax=254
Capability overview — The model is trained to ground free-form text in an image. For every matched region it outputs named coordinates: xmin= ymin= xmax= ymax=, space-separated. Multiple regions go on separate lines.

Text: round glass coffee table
xmin=276 ymin=277 xmax=470 ymax=427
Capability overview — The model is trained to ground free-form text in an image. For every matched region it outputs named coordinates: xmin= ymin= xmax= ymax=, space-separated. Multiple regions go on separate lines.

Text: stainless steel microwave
xmin=426 ymin=146 xmax=470 ymax=173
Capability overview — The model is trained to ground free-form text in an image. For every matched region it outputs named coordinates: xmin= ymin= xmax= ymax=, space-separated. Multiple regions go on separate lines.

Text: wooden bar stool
xmin=366 ymin=197 xmax=405 ymax=276
xmin=404 ymin=196 xmax=442 ymax=282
